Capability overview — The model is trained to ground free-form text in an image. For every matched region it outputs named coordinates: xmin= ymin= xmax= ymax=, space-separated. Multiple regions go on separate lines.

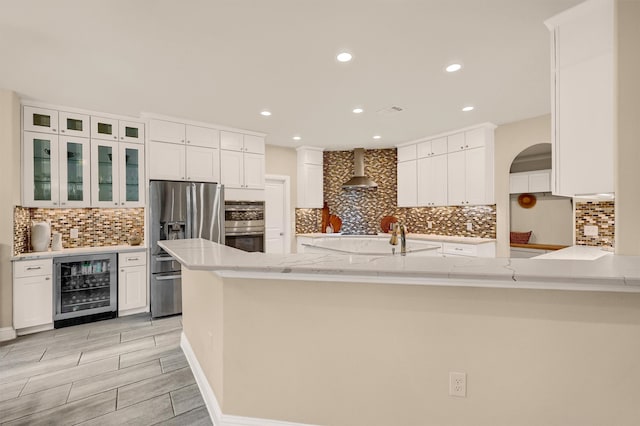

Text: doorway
xmin=265 ymin=175 xmax=291 ymax=254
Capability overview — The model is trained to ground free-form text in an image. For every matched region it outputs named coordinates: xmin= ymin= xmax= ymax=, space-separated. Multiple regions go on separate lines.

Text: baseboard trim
xmin=0 ymin=326 xmax=16 ymax=342
xmin=180 ymin=332 xmax=318 ymax=426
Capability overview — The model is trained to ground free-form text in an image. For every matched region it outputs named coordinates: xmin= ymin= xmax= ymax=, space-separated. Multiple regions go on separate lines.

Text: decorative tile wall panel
xmin=13 ymin=207 xmax=144 ymax=255
xmin=296 ymin=149 xmax=496 ymax=238
xmin=575 ymin=201 xmax=615 ymax=247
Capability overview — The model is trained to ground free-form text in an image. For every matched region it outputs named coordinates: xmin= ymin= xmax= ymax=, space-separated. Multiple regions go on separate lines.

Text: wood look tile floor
xmin=0 ymin=314 xmax=212 ymax=426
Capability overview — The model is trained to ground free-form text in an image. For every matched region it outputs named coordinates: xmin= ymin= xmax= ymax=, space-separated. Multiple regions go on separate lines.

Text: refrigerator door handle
xmin=185 ymin=183 xmax=193 ymax=239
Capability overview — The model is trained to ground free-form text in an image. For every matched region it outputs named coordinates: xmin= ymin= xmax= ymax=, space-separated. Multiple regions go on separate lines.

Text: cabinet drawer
xmin=442 ymin=243 xmax=477 ymax=257
xmin=119 ymin=252 xmax=146 ymax=267
xmin=14 ymin=259 xmax=53 ymax=278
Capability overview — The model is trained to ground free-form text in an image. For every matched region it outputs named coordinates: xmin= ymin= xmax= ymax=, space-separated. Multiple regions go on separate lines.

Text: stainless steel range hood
xmin=342 ymin=148 xmax=378 ymax=189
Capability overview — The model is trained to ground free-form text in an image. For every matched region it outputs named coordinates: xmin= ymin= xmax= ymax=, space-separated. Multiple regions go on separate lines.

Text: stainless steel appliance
xmin=53 ymin=253 xmax=117 ymax=328
xmin=224 ymin=201 xmax=265 ymax=252
xmin=149 ymin=180 xmax=224 ymax=317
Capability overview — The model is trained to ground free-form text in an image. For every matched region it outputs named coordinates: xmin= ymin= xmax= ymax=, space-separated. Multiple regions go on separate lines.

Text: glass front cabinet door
xmin=58 ymin=111 xmax=90 ymax=138
xmin=23 ymin=132 xmax=60 ymax=207
xmin=119 ymin=143 xmax=144 ymax=207
xmin=59 ymin=136 xmax=91 ymax=207
xmin=91 ymin=140 xmax=120 ymax=207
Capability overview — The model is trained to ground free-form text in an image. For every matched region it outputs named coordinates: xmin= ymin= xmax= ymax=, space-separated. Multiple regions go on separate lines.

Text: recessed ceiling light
xmin=373 ymin=135 xmax=381 ymax=140
xmin=292 ymin=136 xmax=301 ymax=141
xmin=337 ymin=52 xmax=352 ymax=62
xmin=446 ymin=63 xmax=462 ymax=73
xmin=352 ymin=108 xmax=364 ymax=114
xmin=462 ymin=106 xmax=474 ymax=112
xmin=260 ymin=110 xmax=271 ymax=116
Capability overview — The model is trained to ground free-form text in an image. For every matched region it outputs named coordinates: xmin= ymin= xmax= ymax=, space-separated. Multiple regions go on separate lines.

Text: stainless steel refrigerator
xmin=149 ymin=180 xmax=224 ymax=317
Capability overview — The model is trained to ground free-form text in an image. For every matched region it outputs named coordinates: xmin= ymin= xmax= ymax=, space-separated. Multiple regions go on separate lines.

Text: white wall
xmin=0 ymin=89 xmax=21 ymax=329
xmin=510 ymin=194 xmax=573 ymax=245
xmin=494 ymin=115 xmax=552 ymax=257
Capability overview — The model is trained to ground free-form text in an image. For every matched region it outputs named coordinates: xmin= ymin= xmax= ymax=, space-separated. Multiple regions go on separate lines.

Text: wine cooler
xmin=53 ymin=253 xmax=117 ymax=328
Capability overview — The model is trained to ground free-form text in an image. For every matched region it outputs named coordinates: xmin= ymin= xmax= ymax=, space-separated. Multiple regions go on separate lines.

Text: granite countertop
xmin=159 ymin=239 xmax=640 ymax=293
xmin=297 ymin=233 xmax=496 ymax=245
xmin=12 ymin=245 xmax=147 ymax=261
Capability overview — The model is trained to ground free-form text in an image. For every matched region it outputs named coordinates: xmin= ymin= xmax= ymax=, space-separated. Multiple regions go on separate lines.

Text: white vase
xmin=52 ymin=232 xmax=63 ymax=251
xmin=31 ymin=221 xmax=51 ymax=252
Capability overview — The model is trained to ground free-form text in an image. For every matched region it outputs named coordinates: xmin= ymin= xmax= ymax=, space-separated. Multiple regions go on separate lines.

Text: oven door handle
xmin=226 ymin=231 xmax=265 ymax=236
xmin=155 ymin=274 xmax=182 ymax=281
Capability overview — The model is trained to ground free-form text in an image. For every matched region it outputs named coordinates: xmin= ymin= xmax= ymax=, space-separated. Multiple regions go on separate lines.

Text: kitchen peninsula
xmin=160 ymin=238 xmax=640 ymax=426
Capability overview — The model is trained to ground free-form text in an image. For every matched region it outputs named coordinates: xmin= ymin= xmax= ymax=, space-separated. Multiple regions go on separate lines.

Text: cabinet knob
xmin=114 ymin=136 xmax=117 ymax=140
xmin=52 ymin=129 xmax=57 ymax=132
xmin=115 ymin=203 xmax=118 ymax=206
xmin=121 ymin=202 xmax=125 ymax=205
xmin=45 ymin=277 xmax=50 ymax=280
xmin=187 ymin=140 xmax=190 ymax=144
xmin=120 ymin=136 xmax=124 ymax=140
xmin=53 ymin=202 xmax=57 ymax=205
xmin=61 ymin=202 xmax=66 ymax=205
xmin=61 ymin=129 xmax=65 ymax=133
xmin=465 ymin=145 xmax=468 ymax=148
xmin=181 ymin=139 xmax=185 ymax=143
xmin=460 ymin=146 xmax=463 ymax=150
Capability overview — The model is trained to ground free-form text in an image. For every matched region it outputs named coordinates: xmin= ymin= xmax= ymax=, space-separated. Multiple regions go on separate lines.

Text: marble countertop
xmin=297 ymin=233 xmax=496 ymax=245
xmin=532 ymin=245 xmax=613 ymax=260
xmin=12 ymin=245 xmax=147 ymax=261
xmin=159 ymin=239 xmax=640 ymax=293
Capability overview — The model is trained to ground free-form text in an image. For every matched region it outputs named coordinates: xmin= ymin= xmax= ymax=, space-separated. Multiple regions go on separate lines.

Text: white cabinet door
xmin=529 ymin=170 xmax=551 ymax=193
xmin=150 ymin=119 xmax=185 ymax=144
xmin=397 ymin=144 xmax=417 ymax=162
xmin=220 ymin=150 xmax=244 ymax=188
xmin=510 ymin=173 xmax=529 ymax=194
xmin=186 ymin=146 xmax=220 ymax=183
xmin=186 ymin=125 xmax=219 ymax=149
xmin=431 ymin=154 xmax=448 ymax=206
xmin=149 ymin=141 xmax=186 ymax=181
xmin=119 ymin=120 xmax=145 ymax=144
xmin=431 ymin=137 xmax=448 ymax=156
xmin=304 ymin=163 xmax=324 ymax=207
xmin=91 ymin=116 xmax=119 ymax=141
xmin=23 ymin=132 xmax=60 ymax=207
xmin=14 ymin=275 xmax=53 ymax=329
xmin=447 ymin=150 xmax=466 ymax=205
xmin=464 ymin=128 xmax=486 ymax=150
xmin=417 ymin=157 xmax=430 ymax=205
xmin=118 ymin=265 xmax=146 ymax=312
xmin=465 ymin=147 xmax=487 ymax=205
xmin=119 ymin=143 xmax=144 ymax=207
xmin=243 ymin=135 xmax=265 ymax=154
xmin=416 ymin=141 xmax=431 ymax=158
xmin=91 ymin=140 xmax=120 ymax=207
xmin=59 ymin=136 xmax=91 ymax=208
xmin=220 ymin=131 xmax=244 ymax=151
xmin=23 ymin=106 xmax=59 ymax=134
xmin=447 ymin=133 xmax=465 ymax=153
xmin=244 ymin=152 xmax=265 ymax=189
xmin=59 ymin=111 xmax=90 ymax=138
xmin=397 ymin=160 xmax=417 ymax=207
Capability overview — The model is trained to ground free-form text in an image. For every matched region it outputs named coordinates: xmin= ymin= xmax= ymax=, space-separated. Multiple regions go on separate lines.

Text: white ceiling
xmin=0 ymin=0 xmax=583 ymax=150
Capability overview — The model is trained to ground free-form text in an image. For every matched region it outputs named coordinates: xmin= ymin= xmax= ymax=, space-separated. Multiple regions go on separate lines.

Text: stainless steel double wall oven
xmin=224 ymin=201 xmax=265 ymax=253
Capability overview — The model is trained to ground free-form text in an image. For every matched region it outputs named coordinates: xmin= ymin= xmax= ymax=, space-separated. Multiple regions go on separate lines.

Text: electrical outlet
xmin=466 ymin=222 xmax=473 ymax=232
xmin=584 ymin=225 xmax=599 ymax=237
xmin=427 ymin=221 xmax=433 ymax=229
xmin=70 ymin=228 xmax=79 ymax=239
xmin=449 ymin=371 xmax=466 ymax=397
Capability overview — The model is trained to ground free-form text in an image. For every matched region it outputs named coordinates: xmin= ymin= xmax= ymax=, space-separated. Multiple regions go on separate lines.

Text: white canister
xmin=52 ymin=232 xmax=63 ymax=251
xmin=31 ymin=221 xmax=51 ymax=252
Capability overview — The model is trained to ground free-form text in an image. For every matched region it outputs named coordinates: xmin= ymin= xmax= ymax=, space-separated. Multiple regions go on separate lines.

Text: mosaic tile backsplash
xmin=14 ymin=206 xmax=144 ymax=255
xmin=296 ymin=149 xmax=496 ymax=238
xmin=575 ymin=201 xmax=615 ymax=247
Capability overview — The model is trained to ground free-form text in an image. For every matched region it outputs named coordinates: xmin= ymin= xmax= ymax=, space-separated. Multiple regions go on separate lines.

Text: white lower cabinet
xmin=118 ymin=251 xmax=147 ymax=314
xmin=13 ymin=259 xmax=53 ymax=330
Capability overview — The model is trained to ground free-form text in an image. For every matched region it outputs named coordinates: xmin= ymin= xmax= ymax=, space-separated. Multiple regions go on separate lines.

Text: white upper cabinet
xmin=59 ymin=111 xmax=90 ymax=138
xmin=91 ymin=116 xmax=119 ymax=141
xmin=119 ymin=143 xmax=144 ymax=207
xmin=297 ymin=146 xmax=324 ymax=208
xmin=150 ymin=119 xmax=186 ymax=144
xmin=90 ymin=140 xmax=144 ymax=207
xmin=23 ymin=132 xmax=60 ymax=207
xmin=148 ymin=119 xmax=221 ymax=183
xmin=510 ymin=170 xmax=552 ymax=194
xmin=545 ymin=0 xmax=614 ymax=196
xmin=23 ymin=106 xmax=59 ymax=134
xmin=119 ymin=120 xmax=145 ymax=144
xmin=186 ymin=125 xmax=219 ymax=149
xmin=220 ymin=131 xmax=265 ymax=189
xmin=398 ymin=123 xmax=495 ymax=207
xmin=58 ymin=135 xmax=91 ymax=208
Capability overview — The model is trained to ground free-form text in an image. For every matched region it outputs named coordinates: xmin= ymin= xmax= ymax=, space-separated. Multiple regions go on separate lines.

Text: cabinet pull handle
xmin=53 ymin=202 xmax=57 ymax=205
xmin=52 ymin=129 xmax=57 ymax=132
xmin=127 ymin=257 xmax=139 ymax=261
xmin=45 ymin=277 xmax=51 ymax=280
xmin=26 ymin=266 xmax=41 ymax=270
xmin=121 ymin=269 xmax=125 ymax=272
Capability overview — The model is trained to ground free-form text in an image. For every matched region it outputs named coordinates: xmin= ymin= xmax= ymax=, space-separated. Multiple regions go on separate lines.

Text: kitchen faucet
xmin=389 ymin=222 xmax=407 ymax=256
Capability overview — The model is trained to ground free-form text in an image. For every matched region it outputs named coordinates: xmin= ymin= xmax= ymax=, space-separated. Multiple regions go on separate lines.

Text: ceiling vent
xmin=377 ymin=105 xmax=404 ymax=116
